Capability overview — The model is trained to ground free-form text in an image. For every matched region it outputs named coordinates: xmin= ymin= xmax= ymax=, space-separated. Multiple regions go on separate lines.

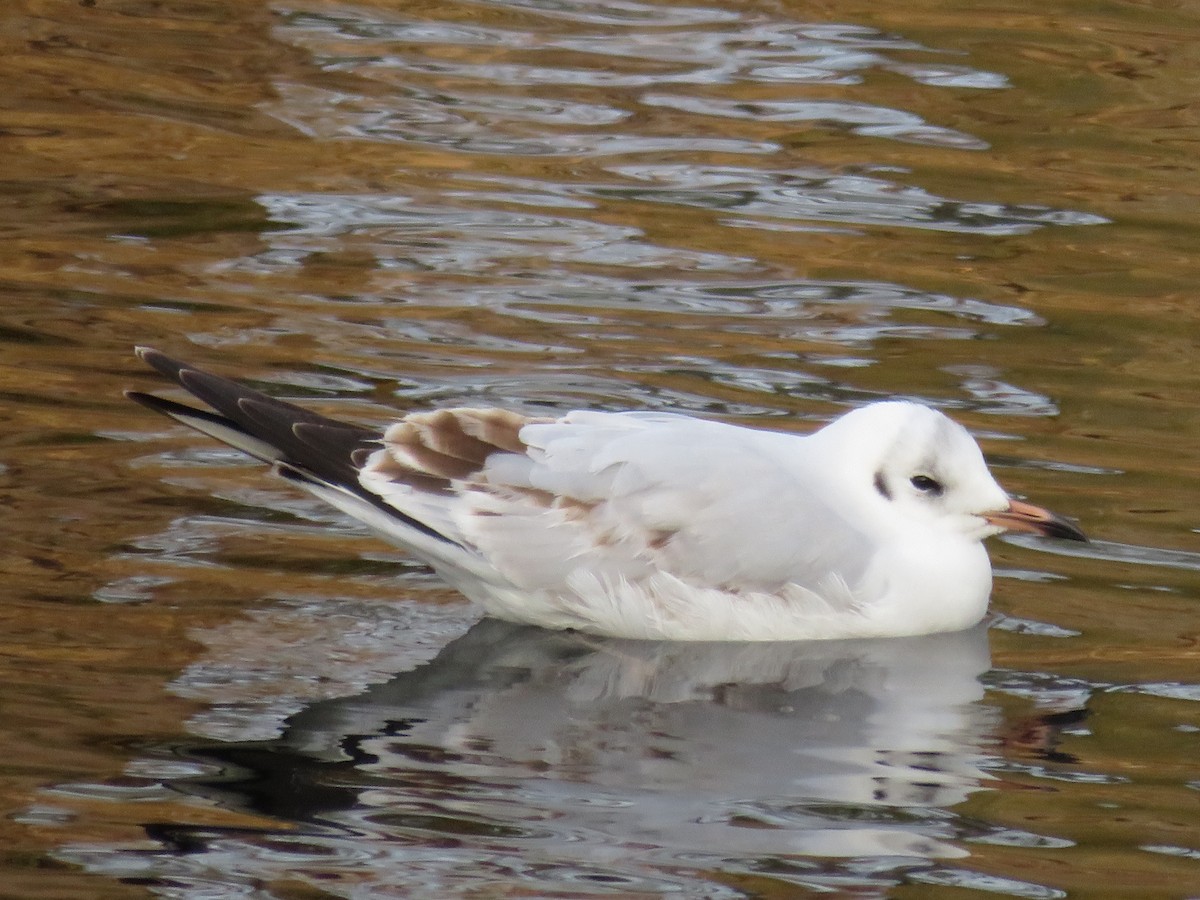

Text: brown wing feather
xmin=374 ymin=408 xmax=550 ymax=484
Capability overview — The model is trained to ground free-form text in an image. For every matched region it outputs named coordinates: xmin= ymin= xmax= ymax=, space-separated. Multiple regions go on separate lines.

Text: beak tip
xmin=1044 ymin=519 xmax=1089 ymax=543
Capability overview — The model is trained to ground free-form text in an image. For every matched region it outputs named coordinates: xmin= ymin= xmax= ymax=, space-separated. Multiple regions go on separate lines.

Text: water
xmin=2 ymin=0 xmax=1198 ymax=897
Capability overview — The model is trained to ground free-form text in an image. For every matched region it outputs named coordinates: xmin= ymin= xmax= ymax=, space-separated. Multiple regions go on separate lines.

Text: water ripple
xmin=910 ymin=867 xmax=1067 ymax=899
xmin=1004 ymin=536 xmax=1200 ymax=573
xmin=642 ymin=95 xmax=987 ymax=149
xmin=595 ymin=164 xmax=1107 ymax=234
xmin=468 ymin=0 xmax=743 ymax=27
xmin=249 ymin=192 xmax=753 ymax=273
xmin=272 ymin=2 xmax=1014 ymax=160
xmin=281 ymin=8 xmax=1007 ymax=93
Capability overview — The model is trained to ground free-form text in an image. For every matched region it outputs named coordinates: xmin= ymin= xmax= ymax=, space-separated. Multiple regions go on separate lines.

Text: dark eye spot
xmin=873 ymin=471 xmax=891 ymax=500
xmin=910 ymin=475 xmax=943 ymax=496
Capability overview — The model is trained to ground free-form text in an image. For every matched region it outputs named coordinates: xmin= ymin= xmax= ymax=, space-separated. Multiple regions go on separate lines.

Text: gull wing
xmin=437 ymin=410 xmax=873 ymax=599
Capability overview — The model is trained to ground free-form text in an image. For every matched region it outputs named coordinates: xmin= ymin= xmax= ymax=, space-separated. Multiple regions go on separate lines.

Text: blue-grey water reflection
xmin=58 ymin=619 xmax=1018 ymax=895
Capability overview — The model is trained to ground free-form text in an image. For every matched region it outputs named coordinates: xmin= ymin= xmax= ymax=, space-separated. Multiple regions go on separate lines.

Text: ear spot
xmin=874 ymin=471 xmax=891 ymax=500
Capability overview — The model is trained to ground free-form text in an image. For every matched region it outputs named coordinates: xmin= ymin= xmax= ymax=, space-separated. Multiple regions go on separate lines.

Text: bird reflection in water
xmin=80 ymin=616 xmax=1044 ymax=898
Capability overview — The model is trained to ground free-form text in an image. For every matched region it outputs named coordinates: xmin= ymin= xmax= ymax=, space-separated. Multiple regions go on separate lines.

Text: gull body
xmin=128 ymin=348 xmax=1085 ymax=641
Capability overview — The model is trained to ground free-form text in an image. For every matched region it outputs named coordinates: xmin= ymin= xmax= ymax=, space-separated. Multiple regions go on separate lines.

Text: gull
xmin=127 ymin=347 xmax=1086 ymax=641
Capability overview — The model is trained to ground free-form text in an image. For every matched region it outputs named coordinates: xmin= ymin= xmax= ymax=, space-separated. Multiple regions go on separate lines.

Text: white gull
xmin=127 ymin=347 xmax=1086 ymax=641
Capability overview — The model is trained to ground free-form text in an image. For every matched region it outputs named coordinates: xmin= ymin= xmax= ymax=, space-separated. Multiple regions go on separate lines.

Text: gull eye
xmin=910 ymin=474 xmax=943 ymax=496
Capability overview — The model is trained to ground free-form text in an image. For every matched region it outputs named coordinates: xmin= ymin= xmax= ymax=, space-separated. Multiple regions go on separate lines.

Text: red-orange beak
xmin=984 ymin=499 xmax=1087 ymax=542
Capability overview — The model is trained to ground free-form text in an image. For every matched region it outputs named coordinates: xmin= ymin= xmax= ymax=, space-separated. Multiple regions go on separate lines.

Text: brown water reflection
xmin=2 ymin=0 xmax=1198 ymax=896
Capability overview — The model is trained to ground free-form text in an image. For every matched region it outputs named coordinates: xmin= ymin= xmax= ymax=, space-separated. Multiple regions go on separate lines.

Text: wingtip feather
xmin=133 ymin=345 xmax=195 ymax=383
xmin=127 ymin=390 xmax=284 ymax=463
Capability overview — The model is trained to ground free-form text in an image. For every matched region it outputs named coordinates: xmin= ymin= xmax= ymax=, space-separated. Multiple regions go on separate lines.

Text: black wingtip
xmin=133 ymin=346 xmax=193 ymax=383
xmin=125 ymin=388 xmax=180 ymax=412
xmin=125 ymin=389 xmax=246 ymax=432
xmin=125 ymin=388 xmax=163 ymax=411
xmin=127 ymin=346 xmax=473 ymax=549
xmin=129 ymin=343 xmax=376 ymax=487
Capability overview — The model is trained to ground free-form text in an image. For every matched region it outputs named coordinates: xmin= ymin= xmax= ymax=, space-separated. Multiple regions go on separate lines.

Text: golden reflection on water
xmin=1 ymin=0 xmax=1198 ymax=896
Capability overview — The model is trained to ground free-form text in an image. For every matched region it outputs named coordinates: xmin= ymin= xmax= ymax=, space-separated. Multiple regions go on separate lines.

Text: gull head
xmin=815 ymin=401 xmax=1086 ymax=545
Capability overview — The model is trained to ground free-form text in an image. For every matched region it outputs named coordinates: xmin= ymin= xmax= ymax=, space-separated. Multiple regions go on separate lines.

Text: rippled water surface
xmin=3 ymin=0 xmax=1198 ymax=897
